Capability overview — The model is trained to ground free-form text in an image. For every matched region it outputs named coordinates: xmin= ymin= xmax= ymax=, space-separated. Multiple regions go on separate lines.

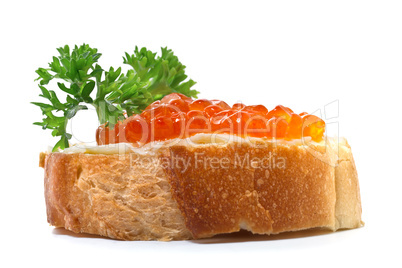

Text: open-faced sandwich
xmin=34 ymin=44 xmax=363 ymax=241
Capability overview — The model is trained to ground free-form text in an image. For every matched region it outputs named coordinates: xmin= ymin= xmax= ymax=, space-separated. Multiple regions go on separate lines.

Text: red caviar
xmin=96 ymin=93 xmax=325 ymax=145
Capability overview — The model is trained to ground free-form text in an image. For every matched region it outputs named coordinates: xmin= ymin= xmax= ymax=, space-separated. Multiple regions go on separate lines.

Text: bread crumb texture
xmin=44 ymin=150 xmax=192 ymax=241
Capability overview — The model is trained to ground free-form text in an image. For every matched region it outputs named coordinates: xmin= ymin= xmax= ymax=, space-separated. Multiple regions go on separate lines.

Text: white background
xmin=1 ymin=0 xmax=401 ymax=267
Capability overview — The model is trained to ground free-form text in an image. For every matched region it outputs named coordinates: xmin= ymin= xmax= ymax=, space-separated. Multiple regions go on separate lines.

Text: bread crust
xmin=41 ymin=135 xmax=362 ymax=240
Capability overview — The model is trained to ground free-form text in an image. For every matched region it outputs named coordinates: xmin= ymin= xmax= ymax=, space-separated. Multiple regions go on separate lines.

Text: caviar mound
xmin=96 ymin=93 xmax=325 ymax=145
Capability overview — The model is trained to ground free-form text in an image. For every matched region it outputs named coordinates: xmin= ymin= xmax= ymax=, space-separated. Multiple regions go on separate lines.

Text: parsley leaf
xmin=33 ymin=44 xmax=198 ymax=151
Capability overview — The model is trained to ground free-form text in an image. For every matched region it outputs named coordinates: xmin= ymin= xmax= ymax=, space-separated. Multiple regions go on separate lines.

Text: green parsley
xmin=33 ymin=44 xmax=198 ymax=151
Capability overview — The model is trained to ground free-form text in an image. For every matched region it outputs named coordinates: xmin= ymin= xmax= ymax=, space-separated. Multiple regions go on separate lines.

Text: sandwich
xmin=34 ymin=44 xmax=363 ymax=241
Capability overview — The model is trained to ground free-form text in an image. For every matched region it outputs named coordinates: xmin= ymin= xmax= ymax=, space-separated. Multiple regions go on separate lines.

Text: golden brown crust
xmin=334 ymin=139 xmax=364 ymax=229
xmin=41 ymin=136 xmax=363 ymax=240
xmin=163 ymin=143 xmax=274 ymax=238
xmin=164 ymin=140 xmax=338 ymax=238
xmin=39 ymin=152 xmax=46 ymax=168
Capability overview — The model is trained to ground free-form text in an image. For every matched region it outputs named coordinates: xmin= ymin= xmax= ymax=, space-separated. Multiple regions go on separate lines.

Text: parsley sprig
xmin=33 ymin=44 xmax=198 ymax=151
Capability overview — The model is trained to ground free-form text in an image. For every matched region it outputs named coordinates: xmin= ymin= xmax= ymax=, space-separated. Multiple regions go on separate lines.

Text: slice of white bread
xmin=39 ymin=134 xmax=363 ymax=241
